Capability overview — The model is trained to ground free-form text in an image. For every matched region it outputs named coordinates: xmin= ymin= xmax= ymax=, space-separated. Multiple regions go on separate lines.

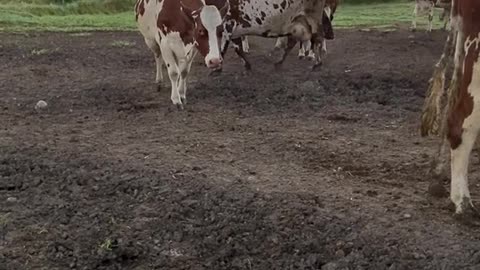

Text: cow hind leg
xmin=145 ymin=38 xmax=164 ymax=88
xmin=298 ymin=41 xmax=306 ymax=59
xmin=427 ymin=7 xmax=434 ymax=32
xmin=272 ymin=36 xmax=297 ymax=69
xmin=232 ymin=38 xmax=251 ymax=71
xmin=242 ymin=36 xmax=250 ymax=54
xmin=411 ymin=4 xmax=418 ymax=31
xmin=450 ymin=125 xmax=479 ymax=216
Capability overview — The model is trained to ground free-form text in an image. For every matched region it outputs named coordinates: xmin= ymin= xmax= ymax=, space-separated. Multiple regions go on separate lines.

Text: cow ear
xmin=219 ymin=1 xmax=229 ymax=17
xmin=180 ymin=0 xmax=201 ymax=17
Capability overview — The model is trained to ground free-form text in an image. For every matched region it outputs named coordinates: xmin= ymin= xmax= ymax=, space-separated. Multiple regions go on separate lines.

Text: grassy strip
xmin=0 ymin=2 xmax=448 ymax=32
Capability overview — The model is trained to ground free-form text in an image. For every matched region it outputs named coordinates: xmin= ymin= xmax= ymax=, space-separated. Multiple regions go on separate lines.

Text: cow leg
xmin=298 ymin=41 xmax=306 ymax=59
xmin=145 ymin=38 xmax=164 ymax=89
xmin=411 ymin=3 xmax=418 ymax=31
xmin=159 ymin=40 xmax=183 ymax=109
xmin=427 ymin=6 xmax=434 ymax=32
xmin=232 ymin=37 xmax=251 ymax=71
xmin=242 ymin=36 xmax=250 ymax=54
xmin=273 ymin=36 xmax=297 ymax=69
xmin=449 ymin=120 xmax=480 ymax=216
xmin=178 ymin=55 xmax=196 ymax=105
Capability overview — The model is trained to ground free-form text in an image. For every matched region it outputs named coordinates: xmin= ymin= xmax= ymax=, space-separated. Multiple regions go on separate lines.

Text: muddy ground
xmin=1 ymin=29 xmax=480 ymax=270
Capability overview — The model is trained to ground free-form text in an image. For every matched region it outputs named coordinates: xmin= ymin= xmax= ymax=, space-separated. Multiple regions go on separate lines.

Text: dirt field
xmin=1 ymin=29 xmax=480 ymax=270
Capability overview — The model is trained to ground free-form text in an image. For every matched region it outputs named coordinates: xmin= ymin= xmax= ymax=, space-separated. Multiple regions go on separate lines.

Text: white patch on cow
xmin=231 ymin=0 xmax=303 ymax=38
xmin=136 ymin=0 xmax=165 ymax=83
xmin=450 ymin=32 xmax=480 ymax=213
xmin=200 ymin=5 xmax=223 ymax=65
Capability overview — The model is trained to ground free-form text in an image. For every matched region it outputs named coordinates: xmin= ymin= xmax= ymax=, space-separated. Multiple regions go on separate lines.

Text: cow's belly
xmin=231 ymin=0 xmax=304 ymax=38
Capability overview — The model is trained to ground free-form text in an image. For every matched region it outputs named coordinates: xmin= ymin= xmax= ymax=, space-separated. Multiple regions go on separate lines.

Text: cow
xmin=217 ymin=0 xmax=333 ymax=72
xmin=411 ymin=0 xmax=451 ymax=32
xmin=296 ymin=0 xmax=338 ymax=61
xmin=421 ymin=0 xmax=480 ymax=217
xmin=238 ymin=0 xmax=337 ymax=61
xmin=135 ymin=0 xmax=228 ymax=109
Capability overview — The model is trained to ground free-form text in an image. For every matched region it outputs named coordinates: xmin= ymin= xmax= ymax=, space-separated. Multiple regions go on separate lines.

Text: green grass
xmin=0 ymin=1 xmax=448 ymax=32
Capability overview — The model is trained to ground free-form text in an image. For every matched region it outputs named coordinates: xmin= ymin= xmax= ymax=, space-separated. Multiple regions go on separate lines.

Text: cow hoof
xmin=181 ymin=97 xmax=187 ymax=105
xmin=298 ymin=55 xmax=305 ymax=60
xmin=156 ymin=83 xmax=162 ymax=92
xmin=176 ymin=103 xmax=184 ymax=111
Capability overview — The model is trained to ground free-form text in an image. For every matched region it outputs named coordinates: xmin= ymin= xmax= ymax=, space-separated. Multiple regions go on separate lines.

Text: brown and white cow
xmin=411 ymin=0 xmax=451 ymax=32
xmin=421 ymin=0 xmax=480 ymax=216
xmin=219 ymin=0 xmax=333 ymax=70
xmin=135 ymin=0 xmax=228 ymax=109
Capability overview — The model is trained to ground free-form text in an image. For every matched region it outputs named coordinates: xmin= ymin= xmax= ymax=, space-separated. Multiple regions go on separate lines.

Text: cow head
xmin=181 ymin=0 xmax=229 ymax=69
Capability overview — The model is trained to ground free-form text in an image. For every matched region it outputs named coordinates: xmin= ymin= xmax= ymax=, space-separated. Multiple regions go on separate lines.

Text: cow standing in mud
xmin=216 ymin=0 xmax=333 ymax=72
xmin=239 ymin=0 xmax=338 ymax=61
xmin=421 ymin=0 xmax=480 ymax=218
xmin=135 ymin=0 xmax=228 ymax=109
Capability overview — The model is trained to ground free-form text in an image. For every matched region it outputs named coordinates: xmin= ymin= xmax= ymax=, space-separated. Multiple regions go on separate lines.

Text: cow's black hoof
xmin=181 ymin=97 xmax=187 ymax=105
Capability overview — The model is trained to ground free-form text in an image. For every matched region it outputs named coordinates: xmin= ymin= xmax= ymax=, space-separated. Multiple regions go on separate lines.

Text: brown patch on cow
xmin=135 ymin=0 xmax=146 ymax=21
xmin=447 ymin=0 xmax=480 ymax=149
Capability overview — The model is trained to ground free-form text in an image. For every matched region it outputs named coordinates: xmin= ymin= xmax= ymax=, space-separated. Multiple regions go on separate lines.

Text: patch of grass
xmin=0 ymin=1 xmax=448 ymax=32
xmin=31 ymin=48 xmax=49 ymax=55
xmin=99 ymin=238 xmax=113 ymax=251
xmin=334 ymin=2 xmax=447 ymax=29
xmin=111 ymin=40 xmax=135 ymax=47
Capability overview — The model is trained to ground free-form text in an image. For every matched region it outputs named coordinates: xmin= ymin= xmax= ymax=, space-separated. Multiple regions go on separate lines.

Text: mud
xmin=1 ymin=29 xmax=480 ymax=270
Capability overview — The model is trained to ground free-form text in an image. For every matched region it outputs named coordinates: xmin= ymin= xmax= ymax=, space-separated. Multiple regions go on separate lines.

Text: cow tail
xmin=420 ymin=30 xmax=456 ymax=137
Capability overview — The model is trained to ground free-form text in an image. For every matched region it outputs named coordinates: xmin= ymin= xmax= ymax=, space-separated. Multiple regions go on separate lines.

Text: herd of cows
xmin=133 ymin=0 xmax=480 ymax=219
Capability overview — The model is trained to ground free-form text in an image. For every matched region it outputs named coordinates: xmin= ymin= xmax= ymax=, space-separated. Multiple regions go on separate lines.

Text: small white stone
xmin=35 ymin=100 xmax=48 ymax=110
xmin=403 ymin=213 xmax=412 ymax=219
xmin=7 ymin=197 xmax=17 ymax=202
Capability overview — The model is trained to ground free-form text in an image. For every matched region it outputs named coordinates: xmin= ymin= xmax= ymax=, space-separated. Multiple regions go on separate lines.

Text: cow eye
xmin=199 ymin=29 xmax=207 ymax=36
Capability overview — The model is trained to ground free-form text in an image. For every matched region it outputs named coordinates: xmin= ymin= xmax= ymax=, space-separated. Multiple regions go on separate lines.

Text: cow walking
xmin=411 ymin=0 xmax=451 ymax=32
xmin=136 ymin=0 xmax=228 ymax=109
xmin=217 ymin=0 xmax=333 ymax=71
xmin=421 ymin=0 xmax=480 ymax=217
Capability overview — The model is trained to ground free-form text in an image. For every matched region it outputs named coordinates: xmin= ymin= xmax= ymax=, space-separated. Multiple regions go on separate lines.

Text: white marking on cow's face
xmin=200 ymin=5 xmax=223 ymax=68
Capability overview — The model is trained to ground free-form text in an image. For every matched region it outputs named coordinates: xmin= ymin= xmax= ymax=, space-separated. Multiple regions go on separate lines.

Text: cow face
xmin=181 ymin=1 xmax=229 ymax=69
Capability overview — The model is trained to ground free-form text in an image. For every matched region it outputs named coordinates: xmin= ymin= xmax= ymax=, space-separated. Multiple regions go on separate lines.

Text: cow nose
xmin=207 ymin=58 xmax=222 ymax=68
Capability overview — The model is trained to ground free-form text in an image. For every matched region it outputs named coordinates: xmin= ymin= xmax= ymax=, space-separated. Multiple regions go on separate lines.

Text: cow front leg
xmin=178 ymin=58 xmax=195 ymax=105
